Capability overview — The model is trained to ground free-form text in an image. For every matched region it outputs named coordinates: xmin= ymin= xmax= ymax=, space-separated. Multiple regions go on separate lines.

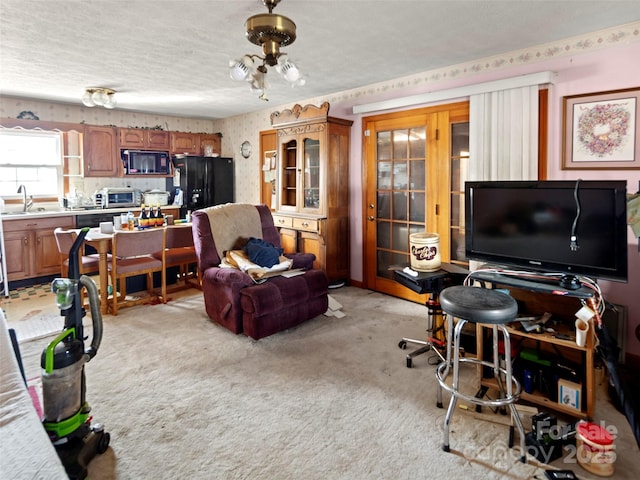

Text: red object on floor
xmin=28 ymin=381 xmax=43 ymax=418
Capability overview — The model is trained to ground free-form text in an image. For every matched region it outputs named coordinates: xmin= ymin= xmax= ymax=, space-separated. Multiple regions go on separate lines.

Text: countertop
xmin=1 ymin=206 xmax=180 ymax=221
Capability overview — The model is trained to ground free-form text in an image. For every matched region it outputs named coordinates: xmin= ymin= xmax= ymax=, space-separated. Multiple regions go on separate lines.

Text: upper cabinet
xmin=271 ymin=103 xmax=353 ymax=283
xmin=199 ymin=133 xmax=221 ymax=157
xmin=119 ymin=128 xmax=170 ymax=150
xmin=170 ymin=131 xmax=199 ymax=155
xmin=84 ymin=125 xmax=120 ymax=177
xmin=272 ymin=102 xmax=352 ymax=217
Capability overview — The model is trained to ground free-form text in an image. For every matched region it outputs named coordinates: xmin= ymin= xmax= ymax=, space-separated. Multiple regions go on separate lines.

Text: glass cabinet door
xmin=279 ymin=138 xmax=298 ymax=209
xmin=301 ymin=136 xmax=321 ymax=211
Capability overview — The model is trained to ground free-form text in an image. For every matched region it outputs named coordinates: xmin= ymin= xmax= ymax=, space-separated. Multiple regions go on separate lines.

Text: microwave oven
xmin=122 ymin=150 xmax=171 ymax=175
xmin=101 ymin=188 xmax=142 ymax=208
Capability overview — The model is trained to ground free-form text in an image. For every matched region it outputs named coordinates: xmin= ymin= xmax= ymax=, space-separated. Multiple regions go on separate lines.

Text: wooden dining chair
xmin=54 ymin=228 xmax=101 ymax=278
xmin=54 ymin=227 xmax=108 ymax=307
xmin=152 ymin=225 xmax=200 ymax=292
xmin=108 ymin=228 xmax=166 ymax=315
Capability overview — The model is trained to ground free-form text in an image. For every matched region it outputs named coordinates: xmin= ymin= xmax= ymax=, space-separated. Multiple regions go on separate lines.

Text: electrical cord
xmin=570 ymin=179 xmax=582 ymax=251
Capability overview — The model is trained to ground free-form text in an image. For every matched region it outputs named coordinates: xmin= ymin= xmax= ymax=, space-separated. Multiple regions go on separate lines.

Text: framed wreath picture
xmin=562 ymin=87 xmax=640 ymax=169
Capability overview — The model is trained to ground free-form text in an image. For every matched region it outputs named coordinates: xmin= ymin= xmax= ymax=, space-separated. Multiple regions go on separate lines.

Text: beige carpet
xmin=15 ymin=287 xmax=638 ymax=479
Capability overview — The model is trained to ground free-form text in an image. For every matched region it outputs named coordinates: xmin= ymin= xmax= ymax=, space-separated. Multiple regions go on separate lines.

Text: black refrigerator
xmin=170 ymin=156 xmax=234 ymax=216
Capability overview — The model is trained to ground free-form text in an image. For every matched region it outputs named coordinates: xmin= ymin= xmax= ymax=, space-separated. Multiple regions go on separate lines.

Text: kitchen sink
xmin=1 ymin=211 xmax=29 ymax=216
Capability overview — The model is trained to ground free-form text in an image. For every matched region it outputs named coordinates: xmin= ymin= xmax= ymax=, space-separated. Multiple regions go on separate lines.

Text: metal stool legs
xmin=436 ymin=313 xmax=526 ymax=463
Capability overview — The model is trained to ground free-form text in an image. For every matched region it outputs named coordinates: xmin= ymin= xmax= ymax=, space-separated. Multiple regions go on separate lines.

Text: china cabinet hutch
xmin=270 ymin=103 xmax=353 ymax=284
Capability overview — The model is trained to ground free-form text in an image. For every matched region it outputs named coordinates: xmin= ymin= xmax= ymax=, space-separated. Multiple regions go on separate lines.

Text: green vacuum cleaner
xmin=41 ymin=227 xmax=109 ymax=479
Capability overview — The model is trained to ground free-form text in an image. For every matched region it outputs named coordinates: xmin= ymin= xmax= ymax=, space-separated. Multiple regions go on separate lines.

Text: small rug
xmin=1 ymin=282 xmax=63 ymax=342
xmin=2 ymin=280 xmax=189 ymax=343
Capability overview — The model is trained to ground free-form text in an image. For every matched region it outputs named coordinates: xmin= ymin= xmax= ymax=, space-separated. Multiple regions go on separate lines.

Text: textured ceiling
xmin=1 ymin=0 xmax=639 ymax=120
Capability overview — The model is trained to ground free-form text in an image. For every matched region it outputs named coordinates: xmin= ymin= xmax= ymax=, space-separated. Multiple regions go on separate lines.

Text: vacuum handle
xmin=80 ymin=274 xmax=102 ymax=359
xmin=68 ymin=227 xmax=90 ymax=281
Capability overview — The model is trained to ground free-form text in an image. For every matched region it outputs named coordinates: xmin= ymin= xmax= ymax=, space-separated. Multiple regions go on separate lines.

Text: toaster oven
xmin=101 ymin=188 xmax=142 ymax=208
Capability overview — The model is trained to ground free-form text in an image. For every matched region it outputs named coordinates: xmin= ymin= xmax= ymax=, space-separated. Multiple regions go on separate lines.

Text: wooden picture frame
xmin=562 ymin=87 xmax=640 ymax=170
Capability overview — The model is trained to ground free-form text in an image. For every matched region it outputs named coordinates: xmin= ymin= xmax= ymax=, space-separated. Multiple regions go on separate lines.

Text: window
xmin=0 ymin=129 xmax=63 ymax=197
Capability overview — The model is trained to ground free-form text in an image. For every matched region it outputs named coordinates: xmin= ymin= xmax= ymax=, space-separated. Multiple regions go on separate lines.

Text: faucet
xmin=17 ymin=184 xmax=32 ymax=212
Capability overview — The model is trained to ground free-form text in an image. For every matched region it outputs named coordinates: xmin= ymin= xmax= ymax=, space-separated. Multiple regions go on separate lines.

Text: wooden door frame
xmin=361 ymin=102 xmax=469 ymax=302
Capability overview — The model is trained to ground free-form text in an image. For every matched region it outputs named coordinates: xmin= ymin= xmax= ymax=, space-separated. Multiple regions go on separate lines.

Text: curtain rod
xmin=352 ymin=71 xmax=556 ymax=115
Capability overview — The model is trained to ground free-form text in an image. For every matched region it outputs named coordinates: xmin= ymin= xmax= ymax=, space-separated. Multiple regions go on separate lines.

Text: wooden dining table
xmin=82 ymin=223 xmax=193 ymax=314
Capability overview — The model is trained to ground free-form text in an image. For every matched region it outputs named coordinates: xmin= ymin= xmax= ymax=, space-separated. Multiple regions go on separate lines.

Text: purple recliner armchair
xmin=191 ymin=203 xmax=329 ymax=340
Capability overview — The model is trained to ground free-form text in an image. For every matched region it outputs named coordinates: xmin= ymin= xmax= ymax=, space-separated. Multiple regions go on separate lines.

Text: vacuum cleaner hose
xmin=80 ymin=274 xmax=103 ymax=359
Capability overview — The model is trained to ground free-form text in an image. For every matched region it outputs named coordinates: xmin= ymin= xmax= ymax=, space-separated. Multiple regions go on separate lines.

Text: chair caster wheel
xmin=519 ymin=455 xmax=526 ymax=463
xmin=442 ymin=444 xmax=450 ymax=452
xmin=398 ymin=340 xmax=407 ymax=349
xmin=436 ymin=401 xmax=443 ymax=408
xmin=406 ymin=357 xmax=413 ymax=368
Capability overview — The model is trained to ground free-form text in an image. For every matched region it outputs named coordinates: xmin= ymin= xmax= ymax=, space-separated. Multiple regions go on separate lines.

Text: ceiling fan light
xmin=92 ymin=90 xmax=107 ymax=105
xmin=82 ymin=91 xmax=96 ymax=107
xmin=230 ymin=61 xmax=250 ymax=81
xmin=82 ymin=87 xmax=116 ymax=109
xmin=103 ymin=95 xmax=116 ymax=108
xmin=231 ymin=0 xmax=304 ymax=96
xmin=282 ymin=62 xmax=300 ymax=82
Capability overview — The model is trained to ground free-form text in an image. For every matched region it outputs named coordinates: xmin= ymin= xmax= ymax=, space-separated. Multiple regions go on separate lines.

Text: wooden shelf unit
xmin=270 ymin=103 xmax=353 ymax=283
xmin=471 ymin=271 xmax=596 ymax=419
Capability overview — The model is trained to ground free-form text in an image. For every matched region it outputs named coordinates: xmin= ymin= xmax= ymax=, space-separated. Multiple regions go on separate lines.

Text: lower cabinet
xmin=4 ymin=216 xmax=74 ymax=281
xmin=273 ymin=213 xmax=347 ymax=284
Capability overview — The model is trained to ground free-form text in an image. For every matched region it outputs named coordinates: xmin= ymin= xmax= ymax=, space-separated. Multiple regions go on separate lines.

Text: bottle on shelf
xmin=156 ymin=203 xmax=163 ymax=227
xmin=139 ymin=204 xmax=149 ymax=229
xmin=150 ymin=204 xmax=159 ymax=227
xmin=127 ymin=211 xmax=135 ymax=231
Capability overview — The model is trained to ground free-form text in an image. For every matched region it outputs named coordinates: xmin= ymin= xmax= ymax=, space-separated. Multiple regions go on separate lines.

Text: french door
xmin=362 ymin=102 xmax=469 ymax=301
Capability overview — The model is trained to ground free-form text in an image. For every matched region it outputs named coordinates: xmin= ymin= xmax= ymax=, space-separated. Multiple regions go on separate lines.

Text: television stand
xmin=469 ymin=270 xmax=596 ymax=419
xmin=469 ymin=270 xmax=593 ymax=299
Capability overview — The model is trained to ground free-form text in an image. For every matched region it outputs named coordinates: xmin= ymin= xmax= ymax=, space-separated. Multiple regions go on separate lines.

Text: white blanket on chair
xmin=203 ymin=203 xmax=263 ymax=255
xmin=220 ymin=250 xmax=293 ymax=283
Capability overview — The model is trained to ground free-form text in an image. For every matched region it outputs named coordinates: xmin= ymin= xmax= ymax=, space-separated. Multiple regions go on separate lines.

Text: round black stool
xmin=435 ymin=285 xmax=526 ymax=463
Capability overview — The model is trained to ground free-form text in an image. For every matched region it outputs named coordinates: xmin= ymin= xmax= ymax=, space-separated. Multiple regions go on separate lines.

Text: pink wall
xmin=332 ymin=41 xmax=640 ymax=357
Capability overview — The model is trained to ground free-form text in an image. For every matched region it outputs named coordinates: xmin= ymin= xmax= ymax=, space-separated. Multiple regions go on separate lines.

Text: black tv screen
xmin=465 ymin=180 xmax=628 ymax=285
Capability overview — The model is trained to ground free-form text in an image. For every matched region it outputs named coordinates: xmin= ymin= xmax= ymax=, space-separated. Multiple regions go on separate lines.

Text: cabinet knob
xmin=302 ymin=222 xmax=309 ymax=227
xmin=369 ymin=204 xmax=375 ymax=209
xmin=368 ymin=216 xmax=375 ymax=221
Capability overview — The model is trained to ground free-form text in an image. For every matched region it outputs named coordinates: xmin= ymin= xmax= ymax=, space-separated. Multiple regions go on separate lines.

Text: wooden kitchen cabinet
xmin=271 ymin=102 xmax=352 ymax=284
xmin=170 ymin=131 xmax=199 ymax=155
xmin=3 ymin=216 xmax=74 ymax=281
xmin=84 ymin=125 xmax=120 ymax=177
xmin=119 ymin=128 xmax=170 ymax=150
xmin=198 ymin=133 xmax=221 ymax=156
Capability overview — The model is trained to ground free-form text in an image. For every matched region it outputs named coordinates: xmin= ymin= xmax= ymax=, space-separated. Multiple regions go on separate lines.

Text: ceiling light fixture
xmin=82 ymin=87 xmax=117 ymax=109
xmin=229 ymin=0 xmax=305 ymax=101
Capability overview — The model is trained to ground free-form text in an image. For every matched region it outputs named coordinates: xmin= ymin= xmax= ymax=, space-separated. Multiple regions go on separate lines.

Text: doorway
xmin=362 ymin=102 xmax=469 ymax=301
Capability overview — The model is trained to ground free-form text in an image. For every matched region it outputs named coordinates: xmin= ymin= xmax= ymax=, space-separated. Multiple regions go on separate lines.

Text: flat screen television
xmin=465 ymin=180 xmax=628 ymax=288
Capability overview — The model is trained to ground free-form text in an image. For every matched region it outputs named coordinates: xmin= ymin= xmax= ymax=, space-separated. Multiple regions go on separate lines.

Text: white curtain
xmin=469 ymin=85 xmax=539 ymax=181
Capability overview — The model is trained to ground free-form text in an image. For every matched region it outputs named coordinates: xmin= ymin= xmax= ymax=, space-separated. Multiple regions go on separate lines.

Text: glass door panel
xmin=374 ymin=126 xmax=426 ymax=279
xmin=280 ymin=139 xmax=297 ymax=208
xmin=363 ymin=102 xmax=469 ymax=301
xmin=302 ymin=137 xmax=320 ymax=209
xmin=450 ymin=122 xmax=469 ymax=264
